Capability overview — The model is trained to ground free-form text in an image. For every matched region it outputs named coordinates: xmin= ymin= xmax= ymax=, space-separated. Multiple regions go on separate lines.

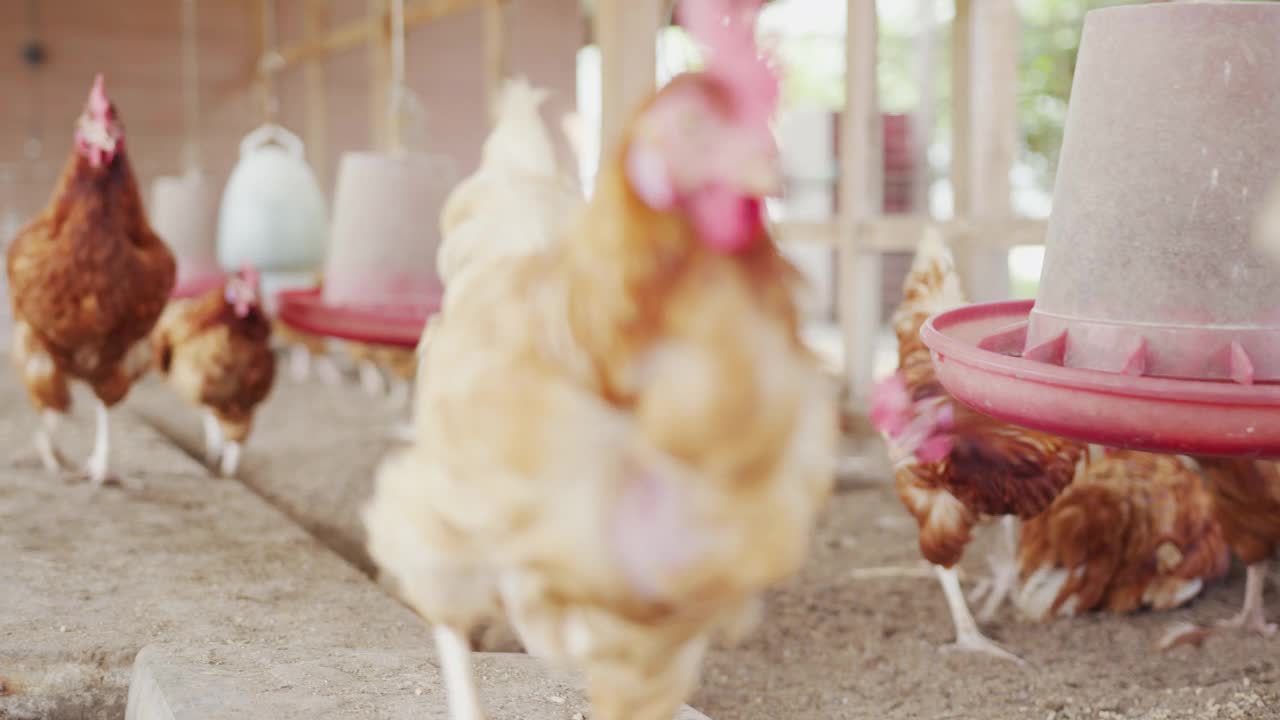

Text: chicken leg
xmin=935 ymin=565 xmax=1025 ymax=665
xmin=359 ymin=361 xmax=387 ymax=396
xmin=288 ymin=344 xmax=312 ymax=383
xmin=35 ymin=410 xmax=67 ymax=472
xmin=433 ymin=625 xmax=485 ymax=720
xmin=80 ymin=399 xmax=115 ymax=487
xmin=1217 ymin=562 xmax=1277 ymax=636
xmin=219 ymin=442 xmax=242 ymax=478
xmin=970 ymin=516 xmax=1020 ymax=622
xmin=202 ymin=410 xmax=225 ymax=467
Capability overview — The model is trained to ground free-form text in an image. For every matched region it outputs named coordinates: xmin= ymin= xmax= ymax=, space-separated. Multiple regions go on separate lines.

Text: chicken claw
xmin=1215 ymin=562 xmax=1277 ymax=636
xmin=434 ymin=625 xmax=486 ymax=720
xmin=935 ymin=565 xmax=1026 ymax=665
xmin=940 ymin=629 xmax=1027 ymax=666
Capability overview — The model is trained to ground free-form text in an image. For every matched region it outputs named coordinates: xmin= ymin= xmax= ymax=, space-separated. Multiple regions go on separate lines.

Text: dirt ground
xmin=131 ymin=377 xmax=1279 ymax=720
xmin=694 ymin=483 xmax=1279 ymax=719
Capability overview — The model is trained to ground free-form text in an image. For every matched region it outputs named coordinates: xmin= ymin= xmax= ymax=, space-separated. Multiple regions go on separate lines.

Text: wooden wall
xmin=0 ymin=0 xmax=582 ymax=228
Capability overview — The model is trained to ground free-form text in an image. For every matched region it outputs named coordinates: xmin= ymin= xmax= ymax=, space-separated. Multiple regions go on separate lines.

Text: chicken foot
xmin=287 ymin=345 xmax=312 ymax=383
xmin=202 ymin=410 xmax=225 ymax=467
xmin=35 ymin=410 xmax=68 ymax=472
xmin=1216 ymin=562 xmax=1277 ymax=636
xmin=71 ymin=400 xmax=121 ymax=488
xmin=433 ymin=625 xmax=486 ymax=720
xmin=935 ymin=565 xmax=1026 ymax=665
xmin=969 ymin=516 xmax=1020 ymax=622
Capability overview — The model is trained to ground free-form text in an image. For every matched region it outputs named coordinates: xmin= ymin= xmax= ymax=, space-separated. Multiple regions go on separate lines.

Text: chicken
xmin=152 ymin=266 xmax=275 ymax=477
xmin=273 ymin=319 xmax=341 ymax=385
xmin=7 ymin=74 xmax=176 ymax=486
xmin=362 ymin=2 xmax=836 ymax=718
xmin=1014 ymin=448 xmax=1229 ymax=621
xmin=871 ymin=231 xmax=1086 ymax=663
xmin=1191 ymin=458 xmax=1280 ymax=635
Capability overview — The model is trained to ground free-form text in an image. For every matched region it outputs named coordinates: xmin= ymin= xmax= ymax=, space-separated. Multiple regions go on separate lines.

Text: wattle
xmin=687 ymin=186 xmax=762 ymax=254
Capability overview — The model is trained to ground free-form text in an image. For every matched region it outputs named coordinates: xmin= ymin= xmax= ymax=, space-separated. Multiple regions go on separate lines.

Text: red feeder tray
xmin=922 ymin=300 xmax=1280 ymax=459
xmin=275 ymin=287 xmax=439 ymax=349
xmin=170 ymin=272 xmax=227 ymax=300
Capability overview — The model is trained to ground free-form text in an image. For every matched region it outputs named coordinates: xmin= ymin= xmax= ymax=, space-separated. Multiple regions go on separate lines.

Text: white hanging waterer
xmin=216 ymin=122 xmax=328 ymax=314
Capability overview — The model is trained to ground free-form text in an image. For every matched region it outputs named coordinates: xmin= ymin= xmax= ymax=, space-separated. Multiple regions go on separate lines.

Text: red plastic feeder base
xmin=921 ymin=300 xmax=1280 ymax=458
xmin=171 ymin=272 xmax=226 ymax=299
xmin=275 ymin=287 xmax=440 ymax=349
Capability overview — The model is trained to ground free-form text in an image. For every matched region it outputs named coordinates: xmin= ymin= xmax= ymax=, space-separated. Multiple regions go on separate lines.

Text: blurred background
xmin=4 ymin=0 xmax=1274 ymax=386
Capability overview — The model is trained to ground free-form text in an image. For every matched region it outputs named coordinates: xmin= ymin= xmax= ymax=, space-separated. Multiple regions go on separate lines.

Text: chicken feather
xmin=365 ymin=9 xmax=835 ymax=716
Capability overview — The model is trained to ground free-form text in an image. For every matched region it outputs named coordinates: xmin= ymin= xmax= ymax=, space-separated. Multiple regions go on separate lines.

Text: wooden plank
xmin=777 ymin=217 xmax=1047 ymax=252
xmin=837 ymin=0 xmax=883 ymax=407
xmin=271 ymin=0 xmax=481 ymax=70
xmin=594 ymin=0 xmax=662 ymax=152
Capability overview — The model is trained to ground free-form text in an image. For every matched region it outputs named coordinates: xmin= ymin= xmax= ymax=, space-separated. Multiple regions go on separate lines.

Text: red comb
xmin=678 ymin=0 xmax=779 ymax=127
xmin=87 ymin=73 xmax=111 ymax=117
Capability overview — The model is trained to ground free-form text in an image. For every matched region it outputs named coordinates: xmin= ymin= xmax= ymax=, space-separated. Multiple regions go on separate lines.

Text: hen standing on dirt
xmin=7 ymin=74 xmax=176 ymax=486
xmin=871 ymin=232 xmax=1086 ymax=664
xmin=362 ymin=1 xmax=836 ymax=717
xmin=152 ymin=267 xmax=275 ymax=478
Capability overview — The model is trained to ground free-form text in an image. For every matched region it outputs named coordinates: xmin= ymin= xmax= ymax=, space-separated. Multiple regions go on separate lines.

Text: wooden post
xmin=911 ymin=0 xmax=936 ymax=214
xmin=951 ymin=0 xmax=1017 ymax=302
xmin=304 ymin=0 xmax=329 ymax=182
xmin=594 ymin=0 xmax=663 ymax=153
xmin=839 ymin=0 xmax=884 ymax=407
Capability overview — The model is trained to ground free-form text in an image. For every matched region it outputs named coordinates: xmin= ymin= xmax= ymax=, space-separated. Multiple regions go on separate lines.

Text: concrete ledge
xmin=126 ymin=644 xmax=711 ymax=720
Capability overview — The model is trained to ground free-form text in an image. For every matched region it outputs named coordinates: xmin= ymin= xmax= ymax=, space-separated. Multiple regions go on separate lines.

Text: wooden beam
xmin=838 ymin=0 xmax=883 ymax=407
xmin=594 ymin=0 xmax=663 ymax=152
xmin=304 ymin=0 xmax=330 ymax=182
xmin=777 ymin=218 xmax=1046 ymax=253
xmin=269 ymin=0 xmax=481 ymax=71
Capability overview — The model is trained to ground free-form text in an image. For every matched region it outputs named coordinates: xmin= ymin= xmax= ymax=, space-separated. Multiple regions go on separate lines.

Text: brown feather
xmin=7 ymin=144 xmax=175 ymax=409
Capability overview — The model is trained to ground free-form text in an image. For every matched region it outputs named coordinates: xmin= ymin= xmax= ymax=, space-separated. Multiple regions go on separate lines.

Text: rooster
xmin=362 ymin=2 xmax=836 ymax=718
xmin=152 ymin=266 xmax=275 ymax=477
xmin=1191 ymin=458 xmax=1280 ymax=635
xmin=1015 ymin=448 xmax=1229 ymax=621
xmin=7 ymin=74 xmax=176 ymax=486
xmin=871 ymin=232 xmax=1086 ymax=663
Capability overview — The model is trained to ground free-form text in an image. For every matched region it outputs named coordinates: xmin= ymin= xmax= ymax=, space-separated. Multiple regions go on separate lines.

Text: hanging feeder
xmin=922 ymin=2 xmax=1280 ymax=458
xmin=217 ymin=0 xmax=328 ymax=312
xmin=281 ymin=0 xmax=460 ymax=346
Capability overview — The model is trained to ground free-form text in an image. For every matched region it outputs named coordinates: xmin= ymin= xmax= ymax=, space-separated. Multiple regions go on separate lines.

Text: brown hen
xmin=1015 ymin=449 xmax=1229 ymax=621
xmin=872 ymin=231 xmax=1086 ymax=663
xmin=153 ymin=267 xmax=275 ymax=477
xmin=1193 ymin=458 xmax=1280 ymax=635
xmin=7 ymin=75 xmax=175 ymax=486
